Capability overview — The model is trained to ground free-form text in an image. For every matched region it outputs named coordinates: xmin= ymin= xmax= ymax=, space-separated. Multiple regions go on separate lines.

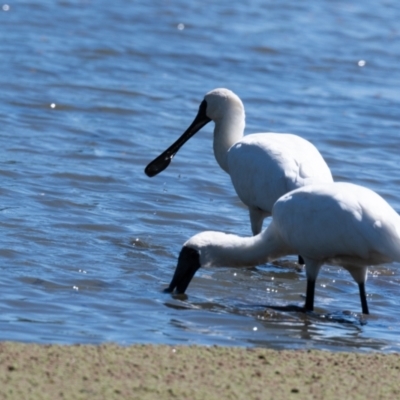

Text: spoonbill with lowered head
xmin=145 ymin=88 xmax=333 ymax=236
xmin=165 ymin=182 xmax=400 ymax=315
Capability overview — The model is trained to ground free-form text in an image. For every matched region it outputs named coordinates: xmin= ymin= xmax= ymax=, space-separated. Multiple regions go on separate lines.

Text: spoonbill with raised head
xmin=164 ymin=182 xmax=400 ymax=315
xmin=145 ymin=88 xmax=333 ymax=237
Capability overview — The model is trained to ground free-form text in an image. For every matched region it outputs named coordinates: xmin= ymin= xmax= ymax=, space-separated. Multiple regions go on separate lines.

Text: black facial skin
xmin=145 ymin=100 xmax=211 ymax=177
xmin=164 ymin=246 xmax=201 ymax=294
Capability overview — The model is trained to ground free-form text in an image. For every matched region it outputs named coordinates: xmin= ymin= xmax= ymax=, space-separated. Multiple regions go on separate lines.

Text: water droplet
xmin=358 ymin=60 xmax=366 ymax=67
xmin=73 ymin=286 xmax=79 ymax=291
xmin=50 ymin=103 xmax=56 ymax=109
xmin=253 ymin=326 xmax=258 ymax=331
xmin=177 ymin=23 xmax=185 ymax=30
xmin=2 ymin=4 xmax=10 ymax=11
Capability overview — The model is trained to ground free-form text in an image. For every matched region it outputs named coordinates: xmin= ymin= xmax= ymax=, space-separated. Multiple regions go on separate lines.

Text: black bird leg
xmin=304 ymin=279 xmax=315 ymax=311
xmin=358 ymin=282 xmax=369 ymax=315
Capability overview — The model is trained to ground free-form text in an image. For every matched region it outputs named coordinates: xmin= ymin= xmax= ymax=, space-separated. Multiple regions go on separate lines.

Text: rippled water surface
xmin=1 ymin=0 xmax=400 ymax=351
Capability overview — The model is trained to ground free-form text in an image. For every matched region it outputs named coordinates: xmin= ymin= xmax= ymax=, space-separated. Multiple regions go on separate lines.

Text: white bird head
xmin=164 ymin=231 xmax=232 ymax=294
xmin=203 ymin=88 xmax=244 ymax=122
xmin=144 ymin=88 xmax=244 ymax=177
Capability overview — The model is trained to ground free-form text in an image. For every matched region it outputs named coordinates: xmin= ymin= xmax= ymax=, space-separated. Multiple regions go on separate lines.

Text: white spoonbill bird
xmin=145 ymin=88 xmax=333 ymax=236
xmin=165 ymin=182 xmax=400 ymax=315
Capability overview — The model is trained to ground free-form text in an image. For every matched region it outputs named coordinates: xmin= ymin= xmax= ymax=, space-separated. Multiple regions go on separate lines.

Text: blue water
xmin=1 ymin=0 xmax=400 ymax=351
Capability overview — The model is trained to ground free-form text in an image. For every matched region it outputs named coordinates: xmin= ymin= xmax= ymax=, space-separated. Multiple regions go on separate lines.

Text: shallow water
xmin=1 ymin=0 xmax=400 ymax=351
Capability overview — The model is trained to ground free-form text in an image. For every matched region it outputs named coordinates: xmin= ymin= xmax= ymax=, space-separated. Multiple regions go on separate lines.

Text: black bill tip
xmin=145 ymin=153 xmax=173 ymax=177
xmin=165 ymin=246 xmax=201 ymax=294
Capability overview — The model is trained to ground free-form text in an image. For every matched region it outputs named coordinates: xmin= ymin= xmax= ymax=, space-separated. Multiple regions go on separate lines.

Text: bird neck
xmin=200 ymin=222 xmax=293 ymax=268
xmin=212 ymin=109 xmax=245 ymax=173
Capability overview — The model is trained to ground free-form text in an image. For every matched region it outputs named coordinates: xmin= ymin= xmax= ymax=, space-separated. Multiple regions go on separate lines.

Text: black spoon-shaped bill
xmin=164 ymin=246 xmax=201 ymax=294
xmin=145 ymin=100 xmax=211 ymax=177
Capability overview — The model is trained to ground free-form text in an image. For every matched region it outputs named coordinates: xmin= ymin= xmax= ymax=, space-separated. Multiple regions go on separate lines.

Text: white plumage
xmin=145 ymin=88 xmax=333 ymax=235
xmin=166 ymin=182 xmax=400 ymax=314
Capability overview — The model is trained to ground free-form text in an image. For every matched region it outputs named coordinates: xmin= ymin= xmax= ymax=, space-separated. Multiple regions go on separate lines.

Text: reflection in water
xmin=163 ymin=290 xmax=388 ymax=351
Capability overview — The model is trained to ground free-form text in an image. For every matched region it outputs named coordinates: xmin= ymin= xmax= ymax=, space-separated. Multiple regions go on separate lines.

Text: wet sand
xmin=0 ymin=342 xmax=398 ymax=399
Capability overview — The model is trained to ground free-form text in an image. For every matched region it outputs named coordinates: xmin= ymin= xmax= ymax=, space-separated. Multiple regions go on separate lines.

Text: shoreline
xmin=0 ymin=342 xmax=399 ymax=399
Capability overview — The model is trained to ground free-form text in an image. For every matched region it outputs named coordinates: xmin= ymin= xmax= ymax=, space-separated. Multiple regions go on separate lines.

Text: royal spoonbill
xmin=165 ymin=182 xmax=400 ymax=315
xmin=145 ymin=88 xmax=333 ymax=236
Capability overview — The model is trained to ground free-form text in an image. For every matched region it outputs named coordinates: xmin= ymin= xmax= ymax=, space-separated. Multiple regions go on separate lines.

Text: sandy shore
xmin=0 ymin=342 xmax=398 ymax=399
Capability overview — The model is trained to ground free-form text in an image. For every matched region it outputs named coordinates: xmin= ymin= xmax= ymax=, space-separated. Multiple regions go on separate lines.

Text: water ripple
xmin=0 ymin=0 xmax=400 ymax=352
